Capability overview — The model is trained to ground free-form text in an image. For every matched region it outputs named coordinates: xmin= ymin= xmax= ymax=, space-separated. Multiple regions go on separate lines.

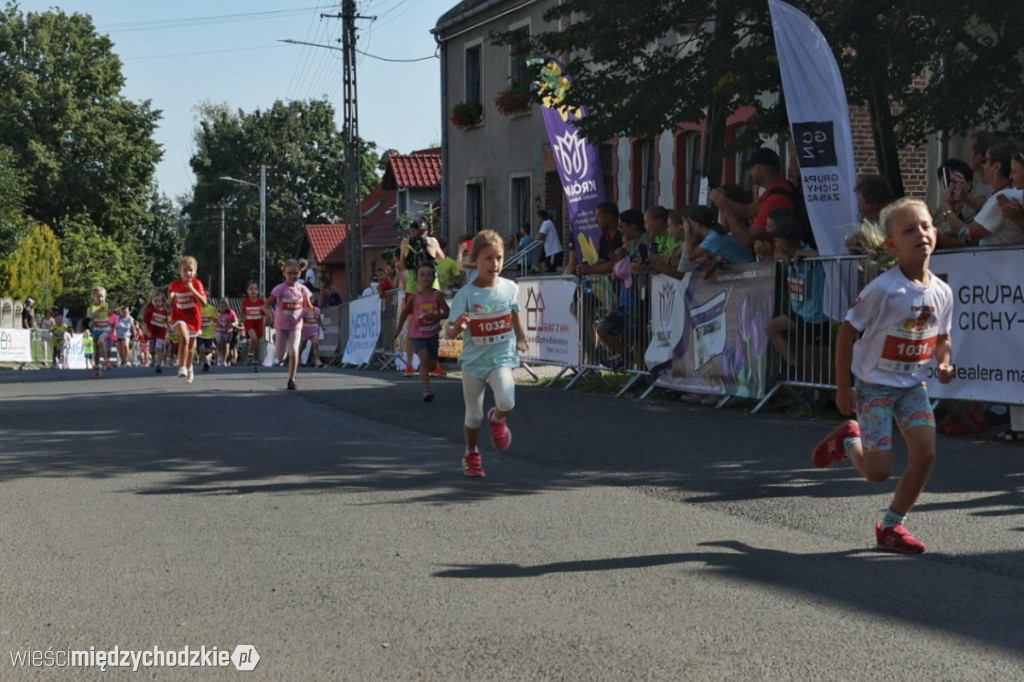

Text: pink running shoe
xmin=876 ymin=523 xmax=926 ymax=554
xmin=487 ymin=408 xmax=511 ymax=451
xmin=463 ymin=451 xmax=485 ymax=478
xmin=812 ymin=420 xmax=859 ymax=468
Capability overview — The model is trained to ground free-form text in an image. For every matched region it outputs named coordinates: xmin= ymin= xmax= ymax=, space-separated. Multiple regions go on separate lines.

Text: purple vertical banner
xmin=536 ymin=57 xmax=607 ymax=265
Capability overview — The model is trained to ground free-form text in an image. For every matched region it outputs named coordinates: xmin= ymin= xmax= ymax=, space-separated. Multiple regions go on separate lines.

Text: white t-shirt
xmin=974 ymin=188 xmax=1024 ymax=246
xmin=845 ymin=267 xmax=953 ymax=388
xmin=538 ymin=219 xmax=563 ymax=257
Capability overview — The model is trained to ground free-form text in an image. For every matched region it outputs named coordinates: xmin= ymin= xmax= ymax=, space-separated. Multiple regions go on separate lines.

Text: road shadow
xmin=0 ymin=373 xmax=578 ymax=505
xmin=433 ymin=539 xmax=1024 ymax=659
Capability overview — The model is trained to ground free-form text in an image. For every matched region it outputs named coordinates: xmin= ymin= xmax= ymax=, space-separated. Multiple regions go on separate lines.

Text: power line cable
xmin=96 ymin=7 xmax=322 ymax=33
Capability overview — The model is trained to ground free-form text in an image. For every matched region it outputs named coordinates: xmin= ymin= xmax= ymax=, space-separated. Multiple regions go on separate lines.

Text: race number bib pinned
xmin=878 ymin=323 xmax=937 ymax=373
xmin=467 ymin=309 xmax=513 ymax=345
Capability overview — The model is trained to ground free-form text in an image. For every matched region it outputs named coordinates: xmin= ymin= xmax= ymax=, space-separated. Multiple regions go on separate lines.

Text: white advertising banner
xmin=342 ymin=294 xmax=381 ymax=366
xmin=0 ymin=328 xmax=32 ymax=362
xmin=769 ymin=0 xmax=860 ymax=256
xmin=66 ymin=332 xmax=87 ymax=369
xmin=517 ymin=277 xmax=580 ymax=366
xmin=926 ymin=249 xmax=1024 ymax=405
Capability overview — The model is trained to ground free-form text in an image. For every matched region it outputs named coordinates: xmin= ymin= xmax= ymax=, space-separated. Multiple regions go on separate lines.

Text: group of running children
xmin=408 ymin=204 xmax=955 ymax=555
xmin=80 ymin=257 xmax=325 ymax=390
xmin=69 ymin=203 xmax=953 ymax=554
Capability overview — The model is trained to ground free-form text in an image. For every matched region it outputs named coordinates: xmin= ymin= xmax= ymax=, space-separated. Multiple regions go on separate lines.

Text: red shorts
xmin=244 ymin=321 xmax=265 ymax=339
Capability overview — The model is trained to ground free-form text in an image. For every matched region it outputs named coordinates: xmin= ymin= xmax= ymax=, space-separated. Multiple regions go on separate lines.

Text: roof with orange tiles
xmin=303 ymin=184 xmax=402 ymax=263
xmin=382 ymin=149 xmax=442 ymax=190
xmin=304 ymin=223 xmax=348 ymax=265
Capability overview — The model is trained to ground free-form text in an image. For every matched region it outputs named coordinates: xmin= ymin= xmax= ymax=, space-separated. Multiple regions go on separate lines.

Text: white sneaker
xmin=187 ymin=366 xmax=194 ymax=384
xmin=177 ymin=367 xmax=188 ymax=379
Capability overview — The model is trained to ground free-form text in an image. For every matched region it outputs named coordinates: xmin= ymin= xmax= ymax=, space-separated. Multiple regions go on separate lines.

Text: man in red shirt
xmin=710 ymin=147 xmax=796 ymax=259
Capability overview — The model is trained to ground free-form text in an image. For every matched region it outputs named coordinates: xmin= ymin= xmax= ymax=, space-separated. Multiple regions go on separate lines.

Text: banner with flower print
xmin=646 ymin=262 xmax=777 ymax=398
xmin=534 ymin=56 xmax=607 ymax=266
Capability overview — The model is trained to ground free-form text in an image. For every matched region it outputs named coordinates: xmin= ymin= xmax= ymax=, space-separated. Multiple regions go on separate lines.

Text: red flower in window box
xmin=493 ymin=78 xmax=533 ymax=116
xmin=449 ymin=101 xmax=483 ymax=129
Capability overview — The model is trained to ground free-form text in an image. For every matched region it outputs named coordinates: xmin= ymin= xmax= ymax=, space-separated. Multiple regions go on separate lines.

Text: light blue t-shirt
xmin=699 ymin=230 xmax=755 ymax=264
xmin=447 ymin=278 xmax=520 ymax=379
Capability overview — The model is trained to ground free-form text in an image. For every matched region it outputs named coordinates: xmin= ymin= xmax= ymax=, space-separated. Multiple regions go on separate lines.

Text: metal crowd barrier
xmin=752 ymin=255 xmax=865 ymax=412
xmin=369 ymin=287 xmax=402 ymax=370
xmin=560 ymin=273 xmax=653 ymax=397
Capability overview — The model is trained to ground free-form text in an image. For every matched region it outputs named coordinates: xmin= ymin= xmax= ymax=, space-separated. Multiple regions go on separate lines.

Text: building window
xmin=631 ymin=138 xmax=656 ymax=210
xmin=510 ymin=175 xmax=531 ymax=238
xmin=465 ymin=44 xmax=482 ymax=106
xmin=466 ymin=181 xmax=483 ymax=235
xmin=397 ymin=189 xmax=409 ymax=217
xmin=675 ymin=132 xmax=702 ymax=207
xmin=508 ymin=26 xmax=529 ymax=81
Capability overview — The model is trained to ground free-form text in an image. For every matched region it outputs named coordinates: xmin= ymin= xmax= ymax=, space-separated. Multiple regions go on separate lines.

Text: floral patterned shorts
xmin=855 ymin=380 xmax=934 ymax=453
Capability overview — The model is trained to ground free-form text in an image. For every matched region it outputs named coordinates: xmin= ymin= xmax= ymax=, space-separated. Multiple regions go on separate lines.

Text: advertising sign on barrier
xmin=646 ymin=262 xmax=776 ymax=398
xmin=342 ymin=295 xmax=381 ymax=366
xmin=66 ymin=333 xmax=87 ymax=369
xmin=517 ymin=277 xmax=580 ymax=366
xmin=926 ymin=249 xmax=1024 ymax=405
xmin=0 ymin=328 xmax=32 ymax=362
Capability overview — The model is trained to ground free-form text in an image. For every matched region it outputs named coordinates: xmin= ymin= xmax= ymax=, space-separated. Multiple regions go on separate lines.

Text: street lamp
xmin=219 ymin=165 xmax=267 ymax=298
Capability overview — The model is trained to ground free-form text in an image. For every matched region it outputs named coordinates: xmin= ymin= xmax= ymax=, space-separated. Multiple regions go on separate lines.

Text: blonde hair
xmin=179 ymin=255 xmax=198 ymax=269
xmin=470 ymin=229 xmax=505 ymax=262
xmin=91 ymin=286 xmax=106 ymax=297
xmin=879 ymin=197 xmax=930 ymax=238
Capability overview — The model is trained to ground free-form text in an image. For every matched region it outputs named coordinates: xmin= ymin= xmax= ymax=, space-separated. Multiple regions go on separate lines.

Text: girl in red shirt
xmin=241 ymin=280 xmax=266 ymax=372
xmin=167 ymin=255 xmax=208 ymax=384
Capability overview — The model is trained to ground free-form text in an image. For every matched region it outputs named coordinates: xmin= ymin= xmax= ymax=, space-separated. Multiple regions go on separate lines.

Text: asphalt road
xmin=1 ymin=364 xmax=1023 ymax=681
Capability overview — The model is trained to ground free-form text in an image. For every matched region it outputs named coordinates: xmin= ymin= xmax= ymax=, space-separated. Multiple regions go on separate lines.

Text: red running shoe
xmin=876 ymin=523 xmax=926 ymax=554
xmin=462 ymin=451 xmax=485 ymax=477
xmin=487 ymin=408 xmax=511 ymax=451
xmin=403 ymin=365 xmax=414 ymax=377
xmin=811 ymin=420 xmax=859 ymax=468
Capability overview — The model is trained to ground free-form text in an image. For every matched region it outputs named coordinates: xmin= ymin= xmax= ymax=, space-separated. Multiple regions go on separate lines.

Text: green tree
xmin=0 ymin=4 xmax=163 ymax=239
xmin=58 ymin=216 xmax=144 ymax=311
xmin=524 ymin=0 xmax=1024 ymax=194
xmin=6 ymin=221 xmax=62 ymax=307
xmin=0 ymin=145 xmax=34 ymax=290
xmin=185 ymin=99 xmax=379 ymax=296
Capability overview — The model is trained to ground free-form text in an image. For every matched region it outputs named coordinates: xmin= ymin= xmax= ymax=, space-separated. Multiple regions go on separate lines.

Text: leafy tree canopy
xmin=5 ymin=221 xmax=61 ymax=306
xmin=185 ymin=99 xmax=379 ymax=297
xmin=521 ymin=0 xmax=1024 ymax=187
xmin=0 ymin=2 xmax=163 ymax=241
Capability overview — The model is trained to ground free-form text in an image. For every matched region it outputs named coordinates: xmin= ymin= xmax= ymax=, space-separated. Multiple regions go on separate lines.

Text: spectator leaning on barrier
xmin=644 ymin=209 xmax=690 ymax=278
xmin=644 ymin=205 xmax=682 ymax=259
xmin=683 ymin=201 xmax=756 ymax=280
xmin=934 ymin=159 xmax=976 ymax=249
xmin=596 ymin=208 xmax=650 ymax=371
xmin=710 ymin=147 xmax=795 ymax=261
xmin=944 ymin=140 xmax=1024 ymax=246
xmin=576 ymin=201 xmax=623 ymax=277
xmin=764 ymin=215 xmax=830 ymax=375
xmin=996 ymin=148 xmax=1024 ymax=236
xmin=845 ymin=174 xmax=895 ymax=255
xmin=966 ymin=130 xmax=1000 ymax=208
